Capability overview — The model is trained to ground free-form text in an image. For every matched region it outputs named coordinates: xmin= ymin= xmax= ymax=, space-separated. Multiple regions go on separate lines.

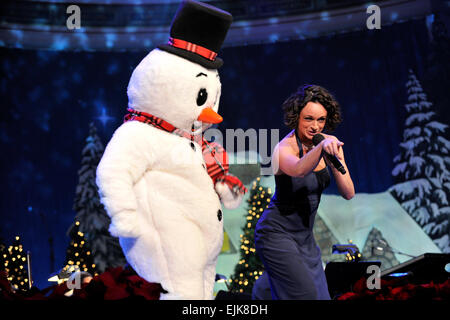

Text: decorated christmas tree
xmin=66 ymin=122 xmax=126 ymax=273
xmin=4 ymin=236 xmax=29 ymax=291
xmin=64 ymin=220 xmax=98 ymax=275
xmin=389 ymin=70 xmax=450 ymax=253
xmin=230 ymin=177 xmax=271 ymax=294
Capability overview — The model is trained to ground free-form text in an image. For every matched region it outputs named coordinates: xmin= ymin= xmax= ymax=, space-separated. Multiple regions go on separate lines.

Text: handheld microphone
xmin=312 ymin=134 xmax=346 ymax=175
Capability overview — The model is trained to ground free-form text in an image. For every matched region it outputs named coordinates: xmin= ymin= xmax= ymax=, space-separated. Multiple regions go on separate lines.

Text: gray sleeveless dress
xmin=253 ymin=131 xmax=331 ymax=300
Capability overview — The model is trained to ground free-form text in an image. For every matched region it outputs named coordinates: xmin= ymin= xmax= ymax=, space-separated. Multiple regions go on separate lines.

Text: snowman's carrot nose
xmin=197 ymin=107 xmax=223 ymax=124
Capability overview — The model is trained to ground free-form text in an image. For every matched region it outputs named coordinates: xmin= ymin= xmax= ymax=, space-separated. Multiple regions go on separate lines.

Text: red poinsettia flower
xmin=0 ymin=266 xmax=165 ymax=300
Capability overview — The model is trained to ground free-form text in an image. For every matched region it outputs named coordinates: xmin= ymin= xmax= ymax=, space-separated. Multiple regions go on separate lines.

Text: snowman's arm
xmin=215 ymin=174 xmax=247 ymax=210
xmin=96 ymin=122 xmax=155 ymax=238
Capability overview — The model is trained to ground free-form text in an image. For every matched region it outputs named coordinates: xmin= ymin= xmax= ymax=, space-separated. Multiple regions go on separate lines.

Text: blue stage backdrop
xmin=0 ymin=18 xmax=447 ymax=289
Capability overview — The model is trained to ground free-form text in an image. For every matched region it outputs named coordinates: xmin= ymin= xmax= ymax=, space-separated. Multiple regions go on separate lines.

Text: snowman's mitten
xmin=108 ymin=211 xmax=141 ymax=238
xmin=215 ymin=174 xmax=247 ymax=209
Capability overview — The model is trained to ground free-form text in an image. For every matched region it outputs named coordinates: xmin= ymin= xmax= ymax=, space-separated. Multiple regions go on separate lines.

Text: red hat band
xmin=168 ymin=37 xmax=218 ymax=61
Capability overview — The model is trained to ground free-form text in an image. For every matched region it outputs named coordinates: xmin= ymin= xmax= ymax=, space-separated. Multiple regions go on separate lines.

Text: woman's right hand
xmin=320 ymin=134 xmax=344 ymax=160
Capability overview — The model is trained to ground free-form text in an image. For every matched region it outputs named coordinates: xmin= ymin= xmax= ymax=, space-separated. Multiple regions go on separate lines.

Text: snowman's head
xmin=127 ymin=49 xmax=222 ymax=132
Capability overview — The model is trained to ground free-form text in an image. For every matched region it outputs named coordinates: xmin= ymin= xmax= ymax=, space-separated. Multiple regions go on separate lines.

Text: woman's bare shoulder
xmin=272 ymin=130 xmax=298 ymax=175
xmin=278 ymin=130 xmax=296 ymax=147
xmin=276 ymin=130 xmax=298 ymax=154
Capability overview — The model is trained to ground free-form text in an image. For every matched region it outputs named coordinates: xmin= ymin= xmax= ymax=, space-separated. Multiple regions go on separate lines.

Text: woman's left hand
xmin=320 ymin=133 xmax=344 ymax=160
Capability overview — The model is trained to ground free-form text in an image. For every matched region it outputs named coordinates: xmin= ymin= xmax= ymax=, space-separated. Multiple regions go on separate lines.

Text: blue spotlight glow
xmin=321 ymin=11 xmax=330 ymax=21
xmin=51 ymin=36 xmax=69 ymax=50
xmin=388 ymin=272 xmax=409 ymax=277
xmin=269 ymin=17 xmax=279 ymax=24
xmin=10 ymin=30 xmax=24 ymax=40
xmin=269 ymin=34 xmax=279 ymax=43
xmin=391 ymin=12 xmax=399 ymax=21
xmin=105 ymin=34 xmax=117 ymax=49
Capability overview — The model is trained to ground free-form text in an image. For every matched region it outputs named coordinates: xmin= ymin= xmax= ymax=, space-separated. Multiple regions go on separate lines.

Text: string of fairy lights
xmin=2 ymin=236 xmax=30 ymax=291
xmin=64 ymin=220 xmax=98 ymax=276
xmin=230 ymin=177 xmax=271 ymax=294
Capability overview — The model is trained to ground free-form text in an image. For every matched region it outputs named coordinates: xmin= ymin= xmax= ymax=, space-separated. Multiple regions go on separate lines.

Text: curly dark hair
xmin=282 ymin=84 xmax=342 ymax=132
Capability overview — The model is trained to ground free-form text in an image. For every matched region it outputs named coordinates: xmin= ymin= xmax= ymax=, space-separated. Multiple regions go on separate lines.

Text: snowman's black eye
xmin=197 ymin=88 xmax=208 ymax=106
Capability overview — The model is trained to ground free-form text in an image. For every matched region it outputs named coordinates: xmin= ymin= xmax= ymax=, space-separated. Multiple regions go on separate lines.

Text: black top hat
xmin=158 ymin=0 xmax=232 ymax=69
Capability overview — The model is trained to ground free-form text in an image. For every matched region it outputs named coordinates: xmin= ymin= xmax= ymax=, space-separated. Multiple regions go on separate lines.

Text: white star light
xmin=97 ymin=107 xmax=114 ymax=126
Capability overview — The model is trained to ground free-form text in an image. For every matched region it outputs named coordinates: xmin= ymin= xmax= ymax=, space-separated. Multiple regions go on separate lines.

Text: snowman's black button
xmin=217 ymin=209 xmax=222 ymax=221
xmin=190 ymin=142 xmax=196 ymax=151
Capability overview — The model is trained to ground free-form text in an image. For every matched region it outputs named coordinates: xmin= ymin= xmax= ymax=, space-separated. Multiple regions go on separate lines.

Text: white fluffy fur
xmin=215 ymin=181 xmax=244 ymax=210
xmin=96 ymin=49 xmax=235 ymax=300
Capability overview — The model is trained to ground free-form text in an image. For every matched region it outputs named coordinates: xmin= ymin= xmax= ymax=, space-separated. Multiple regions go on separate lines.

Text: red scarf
xmin=124 ymin=108 xmax=247 ymax=194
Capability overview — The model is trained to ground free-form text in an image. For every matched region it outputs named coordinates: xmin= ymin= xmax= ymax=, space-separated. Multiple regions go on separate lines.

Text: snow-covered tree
xmin=67 ymin=122 xmax=126 ymax=272
xmin=390 ymin=70 xmax=450 ymax=253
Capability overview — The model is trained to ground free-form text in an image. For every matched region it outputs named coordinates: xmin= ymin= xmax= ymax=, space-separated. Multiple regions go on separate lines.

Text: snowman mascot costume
xmin=96 ymin=0 xmax=246 ymax=300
